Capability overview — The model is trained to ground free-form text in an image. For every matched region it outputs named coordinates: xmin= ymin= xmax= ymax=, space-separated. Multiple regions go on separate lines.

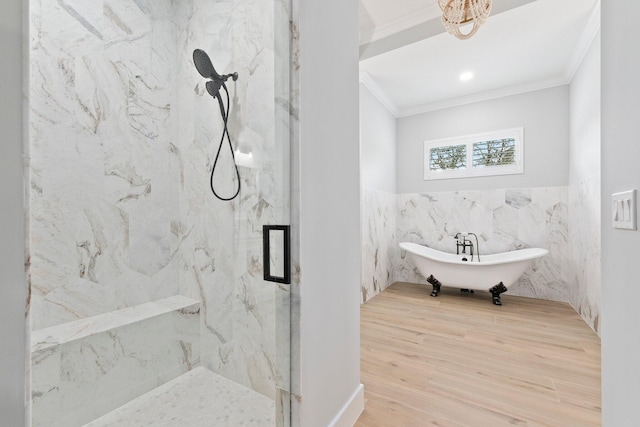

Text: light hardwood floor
xmin=355 ymin=282 xmax=601 ymax=427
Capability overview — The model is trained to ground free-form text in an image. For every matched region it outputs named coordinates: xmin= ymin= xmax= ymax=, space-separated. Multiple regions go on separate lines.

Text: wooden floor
xmin=355 ymin=282 xmax=601 ymax=427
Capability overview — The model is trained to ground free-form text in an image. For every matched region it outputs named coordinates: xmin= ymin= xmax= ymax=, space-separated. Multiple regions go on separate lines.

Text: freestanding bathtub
xmin=399 ymin=242 xmax=548 ymax=305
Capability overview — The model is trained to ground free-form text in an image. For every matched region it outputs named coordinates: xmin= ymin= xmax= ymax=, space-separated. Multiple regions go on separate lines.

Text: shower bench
xmin=31 ymin=295 xmax=200 ymax=427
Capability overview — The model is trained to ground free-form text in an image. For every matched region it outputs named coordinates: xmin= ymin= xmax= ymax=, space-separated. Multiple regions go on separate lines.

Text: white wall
xmin=569 ymin=32 xmax=601 ymax=186
xmin=601 ymin=2 xmax=640 ymax=424
xmin=359 ymin=83 xmax=396 ymax=193
xmin=297 ymin=0 xmax=363 ymax=425
xmin=0 ymin=0 xmax=27 ymax=424
xmin=396 ymin=86 xmax=570 ymax=193
xmin=359 ymin=82 xmax=397 ymax=303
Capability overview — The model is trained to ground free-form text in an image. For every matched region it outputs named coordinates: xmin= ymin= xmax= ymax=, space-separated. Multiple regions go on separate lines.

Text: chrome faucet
xmin=454 ymin=232 xmax=480 ymax=262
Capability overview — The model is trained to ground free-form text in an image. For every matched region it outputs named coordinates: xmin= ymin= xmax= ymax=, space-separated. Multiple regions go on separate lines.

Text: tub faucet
xmin=455 ymin=233 xmax=474 ymax=260
xmin=454 ymin=232 xmax=480 ymax=262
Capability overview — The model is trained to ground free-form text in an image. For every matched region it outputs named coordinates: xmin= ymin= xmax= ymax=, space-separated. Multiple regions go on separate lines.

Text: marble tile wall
xmin=29 ymin=0 xmax=183 ymax=330
xmin=28 ymin=0 xmax=292 ymax=420
xmin=395 ymin=187 xmax=570 ymax=301
xmin=360 ymin=186 xmax=571 ymax=304
xmin=362 ymin=184 xmax=601 ymax=333
xmin=361 ymin=187 xmax=396 ymax=302
xmin=175 ymin=0 xmax=290 ymax=401
xmin=568 ymin=177 xmax=601 ymax=333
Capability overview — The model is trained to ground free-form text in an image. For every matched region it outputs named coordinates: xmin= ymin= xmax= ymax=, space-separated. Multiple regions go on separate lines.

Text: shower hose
xmin=211 ymin=82 xmax=241 ymax=201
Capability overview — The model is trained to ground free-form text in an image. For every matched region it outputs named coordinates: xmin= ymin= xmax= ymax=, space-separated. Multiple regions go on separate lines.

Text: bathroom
xmin=2 ymin=1 xmax=640 ymax=427
xmin=360 ymin=0 xmax=601 ymax=334
xmin=357 ymin=1 xmax=602 ymax=423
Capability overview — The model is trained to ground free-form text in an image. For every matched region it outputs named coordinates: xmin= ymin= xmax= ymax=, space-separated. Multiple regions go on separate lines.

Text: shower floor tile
xmin=83 ymin=367 xmax=275 ymax=427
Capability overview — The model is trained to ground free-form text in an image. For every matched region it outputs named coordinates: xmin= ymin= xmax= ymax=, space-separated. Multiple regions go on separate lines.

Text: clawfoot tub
xmin=399 ymin=242 xmax=548 ymax=305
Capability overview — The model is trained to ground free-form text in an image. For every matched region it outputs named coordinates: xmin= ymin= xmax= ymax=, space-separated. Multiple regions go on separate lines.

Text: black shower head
xmin=193 ymin=49 xmax=216 ymax=79
xmin=193 ymin=49 xmax=239 ymax=83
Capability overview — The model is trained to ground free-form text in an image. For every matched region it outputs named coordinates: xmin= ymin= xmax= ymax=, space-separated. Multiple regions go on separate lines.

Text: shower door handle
xmin=263 ymin=225 xmax=291 ymax=284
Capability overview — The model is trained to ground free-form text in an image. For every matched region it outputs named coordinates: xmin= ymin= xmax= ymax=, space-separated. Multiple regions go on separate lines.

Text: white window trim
xmin=423 ymin=127 xmax=524 ymax=181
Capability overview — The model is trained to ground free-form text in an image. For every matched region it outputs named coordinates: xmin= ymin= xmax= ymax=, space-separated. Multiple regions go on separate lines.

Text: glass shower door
xmin=27 ymin=0 xmax=291 ymax=425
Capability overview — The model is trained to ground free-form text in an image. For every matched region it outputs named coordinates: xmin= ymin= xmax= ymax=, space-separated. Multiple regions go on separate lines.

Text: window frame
xmin=423 ymin=127 xmax=524 ymax=180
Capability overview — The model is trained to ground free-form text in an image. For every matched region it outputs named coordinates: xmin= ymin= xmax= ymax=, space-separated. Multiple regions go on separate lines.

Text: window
xmin=424 ymin=127 xmax=523 ymax=180
xmin=429 ymin=144 xmax=466 ymax=171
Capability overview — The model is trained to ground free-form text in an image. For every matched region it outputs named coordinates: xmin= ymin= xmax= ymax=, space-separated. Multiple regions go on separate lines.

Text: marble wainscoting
xmin=568 ymin=177 xmax=601 ymax=333
xmin=361 ymin=186 xmax=396 ymax=303
xmin=395 ymin=187 xmax=571 ymax=303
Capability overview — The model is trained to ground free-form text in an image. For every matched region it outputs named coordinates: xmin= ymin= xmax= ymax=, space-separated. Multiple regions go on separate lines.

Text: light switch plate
xmin=612 ymin=190 xmax=637 ymax=230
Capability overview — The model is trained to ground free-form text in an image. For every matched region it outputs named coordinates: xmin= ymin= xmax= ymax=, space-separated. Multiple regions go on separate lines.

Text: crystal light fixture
xmin=438 ymin=0 xmax=492 ymax=40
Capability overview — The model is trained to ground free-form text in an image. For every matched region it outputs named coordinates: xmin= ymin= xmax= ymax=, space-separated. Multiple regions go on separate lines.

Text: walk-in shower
xmin=27 ymin=0 xmax=292 ymax=425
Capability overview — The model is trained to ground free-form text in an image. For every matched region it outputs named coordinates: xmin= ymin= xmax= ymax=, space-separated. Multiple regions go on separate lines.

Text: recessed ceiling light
xmin=459 ymin=71 xmax=474 ymax=81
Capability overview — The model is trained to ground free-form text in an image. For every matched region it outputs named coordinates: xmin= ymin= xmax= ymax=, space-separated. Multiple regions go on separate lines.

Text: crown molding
xmin=360 ymin=3 xmax=441 ymax=45
xmin=359 ymin=71 xmax=400 ymax=117
xmin=398 ymin=76 xmax=570 ymax=117
xmin=564 ymin=0 xmax=601 ymax=82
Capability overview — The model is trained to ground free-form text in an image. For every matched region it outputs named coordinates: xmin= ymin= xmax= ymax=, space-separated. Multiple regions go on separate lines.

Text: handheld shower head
xmin=193 ymin=48 xmax=242 ymax=201
xmin=193 ymin=49 xmax=216 ymax=79
xmin=193 ymin=49 xmax=239 ymax=83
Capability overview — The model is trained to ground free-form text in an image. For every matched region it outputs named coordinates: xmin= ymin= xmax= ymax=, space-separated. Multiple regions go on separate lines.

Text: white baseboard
xmin=328 ymin=384 xmax=364 ymax=427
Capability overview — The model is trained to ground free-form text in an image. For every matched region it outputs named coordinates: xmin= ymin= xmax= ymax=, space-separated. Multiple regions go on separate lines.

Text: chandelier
xmin=438 ymin=0 xmax=492 ymax=40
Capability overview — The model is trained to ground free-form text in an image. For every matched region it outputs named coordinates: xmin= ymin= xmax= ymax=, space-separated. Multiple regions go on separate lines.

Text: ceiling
xmin=359 ymin=0 xmax=600 ymax=117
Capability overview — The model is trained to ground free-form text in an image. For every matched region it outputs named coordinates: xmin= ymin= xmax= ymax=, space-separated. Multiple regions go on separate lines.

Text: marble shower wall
xmin=177 ymin=0 xmax=290 ymax=400
xmin=395 ymin=187 xmax=570 ymax=301
xmin=361 ymin=187 xmax=396 ymax=302
xmin=29 ymin=0 xmax=183 ymax=330
xmin=28 ymin=0 xmax=290 ymax=406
